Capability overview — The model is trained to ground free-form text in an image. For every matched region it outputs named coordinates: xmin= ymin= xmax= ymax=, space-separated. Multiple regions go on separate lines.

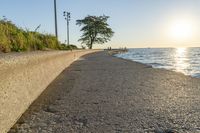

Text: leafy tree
xmin=76 ymin=15 xmax=114 ymax=49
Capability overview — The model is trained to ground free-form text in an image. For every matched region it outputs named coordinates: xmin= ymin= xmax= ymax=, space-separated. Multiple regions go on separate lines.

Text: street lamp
xmin=54 ymin=0 xmax=58 ymax=38
xmin=63 ymin=11 xmax=71 ymax=45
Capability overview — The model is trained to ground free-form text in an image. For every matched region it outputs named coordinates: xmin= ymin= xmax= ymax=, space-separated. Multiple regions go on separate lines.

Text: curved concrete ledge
xmin=0 ymin=50 xmax=100 ymax=133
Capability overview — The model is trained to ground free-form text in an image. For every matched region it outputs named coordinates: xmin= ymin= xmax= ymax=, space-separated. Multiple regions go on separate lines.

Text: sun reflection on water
xmin=176 ymin=48 xmax=186 ymax=55
xmin=174 ymin=48 xmax=190 ymax=74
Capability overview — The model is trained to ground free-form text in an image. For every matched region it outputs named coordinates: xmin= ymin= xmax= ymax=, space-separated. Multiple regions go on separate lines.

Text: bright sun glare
xmin=169 ymin=19 xmax=194 ymax=42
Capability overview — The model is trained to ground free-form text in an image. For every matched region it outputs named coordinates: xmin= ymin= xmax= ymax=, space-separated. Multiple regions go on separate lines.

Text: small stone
xmin=44 ymin=106 xmax=58 ymax=113
xmin=164 ymin=129 xmax=178 ymax=133
xmin=155 ymin=129 xmax=178 ymax=133
xmin=39 ymin=123 xmax=48 ymax=127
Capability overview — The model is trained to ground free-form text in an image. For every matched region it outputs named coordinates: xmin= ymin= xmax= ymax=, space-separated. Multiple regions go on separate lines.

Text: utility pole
xmin=54 ymin=0 xmax=58 ymax=38
xmin=63 ymin=11 xmax=71 ymax=45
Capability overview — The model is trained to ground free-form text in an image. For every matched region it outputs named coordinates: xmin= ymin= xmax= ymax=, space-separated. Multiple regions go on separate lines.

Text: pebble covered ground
xmin=9 ymin=52 xmax=200 ymax=133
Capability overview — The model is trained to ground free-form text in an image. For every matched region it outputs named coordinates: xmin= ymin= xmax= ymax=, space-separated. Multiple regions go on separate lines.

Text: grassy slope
xmin=0 ymin=19 xmax=69 ymax=53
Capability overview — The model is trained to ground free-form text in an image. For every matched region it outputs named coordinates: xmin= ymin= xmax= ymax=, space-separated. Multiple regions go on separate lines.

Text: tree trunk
xmin=89 ymin=41 xmax=93 ymax=49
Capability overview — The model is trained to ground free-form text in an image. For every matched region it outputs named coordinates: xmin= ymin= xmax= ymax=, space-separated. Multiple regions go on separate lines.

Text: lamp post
xmin=54 ymin=0 xmax=58 ymax=38
xmin=63 ymin=11 xmax=71 ymax=45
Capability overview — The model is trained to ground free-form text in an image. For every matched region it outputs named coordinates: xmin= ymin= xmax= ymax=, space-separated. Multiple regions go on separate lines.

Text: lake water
xmin=116 ymin=48 xmax=200 ymax=78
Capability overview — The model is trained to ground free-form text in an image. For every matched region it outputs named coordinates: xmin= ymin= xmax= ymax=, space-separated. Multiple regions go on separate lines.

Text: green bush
xmin=60 ymin=44 xmax=78 ymax=50
xmin=0 ymin=18 xmax=63 ymax=53
xmin=0 ymin=30 xmax=10 ymax=52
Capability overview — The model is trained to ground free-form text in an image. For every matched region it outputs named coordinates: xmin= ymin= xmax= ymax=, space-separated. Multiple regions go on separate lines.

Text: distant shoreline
xmin=107 ymin=49 xmax=128 ymax=55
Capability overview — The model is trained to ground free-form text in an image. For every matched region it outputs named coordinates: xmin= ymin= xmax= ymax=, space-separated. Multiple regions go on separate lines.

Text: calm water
xmin=116 ymin=48 xmax=200 ymax=78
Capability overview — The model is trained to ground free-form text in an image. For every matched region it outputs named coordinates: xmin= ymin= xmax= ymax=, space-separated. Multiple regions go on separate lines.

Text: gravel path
xmin=9 ymin=52 xmax=200 ymax=133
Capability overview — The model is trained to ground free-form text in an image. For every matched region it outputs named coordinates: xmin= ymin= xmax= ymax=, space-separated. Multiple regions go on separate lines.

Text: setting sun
xmin=169 ymin=19 xmax=195 ymax=42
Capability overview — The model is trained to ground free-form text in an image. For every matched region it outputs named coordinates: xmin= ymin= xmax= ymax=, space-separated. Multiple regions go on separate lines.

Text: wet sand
xmin=9 ymin=51 xmax=200 ymax=133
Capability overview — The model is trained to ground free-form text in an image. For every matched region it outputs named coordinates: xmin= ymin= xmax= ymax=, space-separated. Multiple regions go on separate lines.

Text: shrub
xmin=0 ymin=18 xmax=64 ymax=53
xmin=60 ymin=44 xmax=78 ymax=50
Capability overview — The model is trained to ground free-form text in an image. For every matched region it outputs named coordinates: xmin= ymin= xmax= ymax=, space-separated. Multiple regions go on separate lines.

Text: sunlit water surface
xmin=116 ymin=48 xmax=200 ymax=78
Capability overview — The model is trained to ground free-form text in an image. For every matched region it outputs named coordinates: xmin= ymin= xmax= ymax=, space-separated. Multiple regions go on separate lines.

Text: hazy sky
xmin=1 ymin=0 xmax=200 ymax=48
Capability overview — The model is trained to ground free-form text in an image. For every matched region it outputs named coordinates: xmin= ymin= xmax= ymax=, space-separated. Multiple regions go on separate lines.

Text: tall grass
xmin=0 ymin=19 xmax=61 ymax=53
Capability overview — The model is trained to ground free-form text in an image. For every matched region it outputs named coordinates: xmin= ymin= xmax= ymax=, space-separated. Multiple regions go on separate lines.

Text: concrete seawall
xmin=0 ymin=50 xmax=99 ymax=133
